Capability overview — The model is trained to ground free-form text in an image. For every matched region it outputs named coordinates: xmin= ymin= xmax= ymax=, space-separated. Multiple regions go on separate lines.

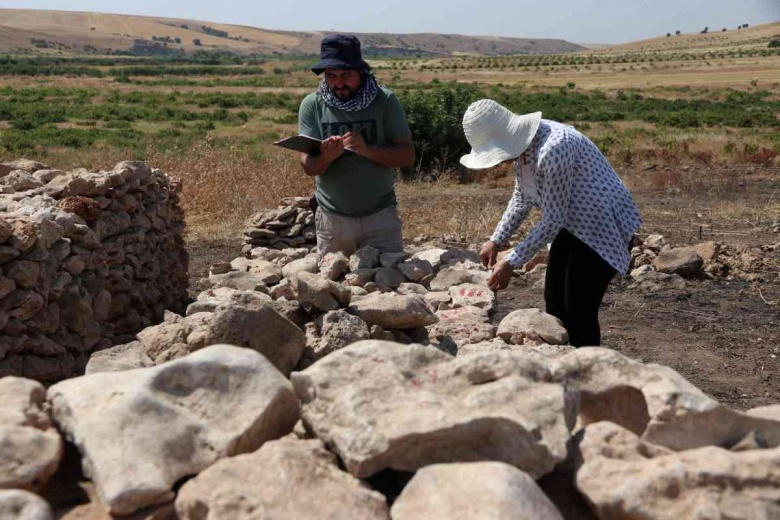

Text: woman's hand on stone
xmin=480 ymin=240 xmax=499 ymax=269
xmin=487 ymin=259 xmax=513 ymax=292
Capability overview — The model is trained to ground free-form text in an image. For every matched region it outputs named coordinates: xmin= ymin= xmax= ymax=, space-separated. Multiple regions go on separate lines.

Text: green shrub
xmin=398 ymin=82 xmax=484 ymax=171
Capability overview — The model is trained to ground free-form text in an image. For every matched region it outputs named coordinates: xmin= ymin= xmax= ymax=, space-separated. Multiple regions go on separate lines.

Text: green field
xmin=1 ymin=56 xmax=778 ymax=168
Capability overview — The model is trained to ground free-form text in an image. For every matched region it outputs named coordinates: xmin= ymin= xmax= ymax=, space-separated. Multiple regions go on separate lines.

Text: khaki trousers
xmin=315 ymin=205 xmax=403 ymax=258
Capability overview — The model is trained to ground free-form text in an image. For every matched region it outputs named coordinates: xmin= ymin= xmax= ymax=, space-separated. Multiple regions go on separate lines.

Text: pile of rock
xmin=101 ymin=242 xmax=562 ymax=375
xmin=0 ymin=220 xmax=776 ymax=518
xmin=3 ymin=341 xmax=778 ymax=518
xmin=627 ymin=233 xmax=780 ymax=292
xmin=0 ymin=159 xmax=188 ymax=381
xmin=242 ymin=197 xmax=316 ymax=253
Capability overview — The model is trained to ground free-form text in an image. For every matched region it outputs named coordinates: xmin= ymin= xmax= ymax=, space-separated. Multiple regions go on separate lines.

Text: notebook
xmin=273 ymin=135 xmax=356 ymax=156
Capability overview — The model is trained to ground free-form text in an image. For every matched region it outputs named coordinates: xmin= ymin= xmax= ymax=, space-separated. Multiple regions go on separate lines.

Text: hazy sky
xmin=1 ymin=0 xmax=778 ymax=44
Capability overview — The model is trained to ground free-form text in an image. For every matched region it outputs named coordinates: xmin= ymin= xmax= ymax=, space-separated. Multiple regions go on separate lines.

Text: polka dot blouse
xmin=491 ymin=119 xmax=643 ymax=274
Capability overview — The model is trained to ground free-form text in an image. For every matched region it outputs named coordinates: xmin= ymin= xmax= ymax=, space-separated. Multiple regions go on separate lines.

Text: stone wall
xmin=0 ymin=159 xmax=188 ymax=382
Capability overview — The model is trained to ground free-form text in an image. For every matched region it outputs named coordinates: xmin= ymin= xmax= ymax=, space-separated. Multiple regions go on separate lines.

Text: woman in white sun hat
xmin=462 ymin=99 xmax=642 ymax=347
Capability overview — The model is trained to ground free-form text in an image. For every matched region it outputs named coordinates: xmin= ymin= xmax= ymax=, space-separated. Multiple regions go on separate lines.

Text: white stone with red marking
xmin=449 ymin=283 xmax=496 ymax=311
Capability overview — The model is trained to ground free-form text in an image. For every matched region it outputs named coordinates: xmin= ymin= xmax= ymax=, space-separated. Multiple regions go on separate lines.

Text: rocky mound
xmin=1 ymin=191 xmax=777 ymax=518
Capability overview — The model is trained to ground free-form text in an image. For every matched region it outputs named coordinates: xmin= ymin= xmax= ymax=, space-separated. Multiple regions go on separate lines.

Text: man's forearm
xmin=361 ymin=143 xmax=415 ymax=168
xmin=300 ymin=154 xmax=331 ymax=177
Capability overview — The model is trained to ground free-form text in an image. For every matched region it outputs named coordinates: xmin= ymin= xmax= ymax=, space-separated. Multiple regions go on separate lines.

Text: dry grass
xmin=147 ymin=139 xmax=314 ymax=240
xmin=622 ymin=166 xmax=780 ymax=244
xmin=396 ymin=174 xmax=541 ymax=243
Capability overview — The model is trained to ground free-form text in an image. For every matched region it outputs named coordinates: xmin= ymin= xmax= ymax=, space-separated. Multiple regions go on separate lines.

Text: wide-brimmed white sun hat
xmin=460 ymin=99 xmax=542 ymax=170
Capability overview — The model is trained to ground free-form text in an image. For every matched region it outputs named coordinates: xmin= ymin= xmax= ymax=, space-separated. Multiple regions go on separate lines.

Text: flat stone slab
xmin=292 ymin=340 xmax=576 ymax=479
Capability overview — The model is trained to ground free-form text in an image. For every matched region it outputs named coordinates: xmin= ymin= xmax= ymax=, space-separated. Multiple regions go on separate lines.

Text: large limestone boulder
xmin=577 ymin=446 xmax=780 ymax=520
xmin=0 ymin=378 xmax=62 ymax=492
xmin=497 ymin=309 xmax=569 ymax=346
xmin=281 ymin=253 xmax=319 ymax=279
xmin=0 ymin=490 xmax=52 ymax=520
xmin=349 ymin=246 xmax=380 ymax=271
xmin=85 ymin=342 xmax=154 ymax=374
xmin=293 ymin=271 xmax=350 ymax=312
xmin=344 ymin=268 xmax=378 ymax=287
xmin=230 ymin=258 xmax=283 ymax=285
xmin=551 ymin=347 xmax=780 ymax=450
xmin=137 ymin=320 xmax=188 ymax=363
xmin=690 ymin=240 xmax=720 ymax=262
xmin=429 ymin=268 xmax=487 ymax=291
xmin=411 ymin=248 xmax=448 ymax=271
xmin=652 ymin=247 xmax=703 ymax=277
xmin=577 ymin=421 xmax=672 ymax=465
xmin=204 ymin=302 xmax=306 ymax=375
xmin=48 ymin=345 xmax=300 ymax=516
xmin=186 ymin=287 xmax=271 ymax=315
xmin=319 ymin=251 xmax=349 ymax=280
xmin=375 ymin=267 xmax=406 ymax=289
xmin=305 ymin=310 xmax=370 ymax=363
xmin=379 ymin=251 xmax=408 ymax=268
xmin=440 ymin=248 xmax=481 ymax=268
xmin=175 ymin=438 xmax=389 ymax=520
xmin=391 ymin=462 xmax=563 ymax=520
xmin=201 ymin=271 xmax=270 ymax=293
xmin=398 ymin=258 xmax=433 ymax=282
xmin=347 ymin=293 xmax=439 ymax=329
xmin=292 ymin=341 xmax=576 ymax=479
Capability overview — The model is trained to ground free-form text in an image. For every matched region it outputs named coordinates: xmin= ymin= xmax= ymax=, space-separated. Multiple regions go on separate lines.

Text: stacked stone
xmin=0 ymin=159 xmax=188 ymax=382
xmin=242 ymin=197 xmax=316 ymax=253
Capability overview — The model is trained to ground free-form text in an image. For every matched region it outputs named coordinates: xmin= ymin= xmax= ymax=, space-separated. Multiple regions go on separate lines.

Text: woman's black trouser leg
xmin=545 ymin=229 xmax=616 ymax=347
xmin=544 ymin=230 xmax=573 ymax=328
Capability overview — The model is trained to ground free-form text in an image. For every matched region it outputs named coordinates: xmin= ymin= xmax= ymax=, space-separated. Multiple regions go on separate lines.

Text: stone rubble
xmin=629 ymin=233 xmax=779 ymax=286
xmin=0 ymin=189 xmax=776 ymax=517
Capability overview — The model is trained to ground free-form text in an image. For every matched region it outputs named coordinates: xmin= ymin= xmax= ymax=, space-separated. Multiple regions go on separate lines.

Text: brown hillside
xmin=0 ymin=8 xmax=585 ymax=56
xmin=595 ymin=22 xmax=780 ymax=55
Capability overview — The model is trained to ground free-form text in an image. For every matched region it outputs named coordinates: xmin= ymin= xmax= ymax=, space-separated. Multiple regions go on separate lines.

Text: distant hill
xmin=0 ymin=9 xmax=585 ymax=57
xmin=595 ymin=22 xmax=780 ymax=54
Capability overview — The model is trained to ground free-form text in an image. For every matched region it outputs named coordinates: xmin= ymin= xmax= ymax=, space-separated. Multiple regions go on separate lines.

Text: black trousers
xmin=544 ymin=229 xmax=617 ymax=347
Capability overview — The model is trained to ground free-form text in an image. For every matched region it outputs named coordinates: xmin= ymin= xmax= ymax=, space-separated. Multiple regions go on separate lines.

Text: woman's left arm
xmin=504 ymin=132 xmax=577 ymax=268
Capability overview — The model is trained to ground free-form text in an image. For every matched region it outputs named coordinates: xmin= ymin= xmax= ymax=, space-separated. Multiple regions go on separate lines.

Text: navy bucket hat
xmin=311 ymin=34 xmax=371 ymax=75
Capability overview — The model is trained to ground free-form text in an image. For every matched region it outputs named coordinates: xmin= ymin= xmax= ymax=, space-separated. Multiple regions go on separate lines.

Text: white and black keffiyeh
xmin=318 ymin=71 xmax=381 ymax=112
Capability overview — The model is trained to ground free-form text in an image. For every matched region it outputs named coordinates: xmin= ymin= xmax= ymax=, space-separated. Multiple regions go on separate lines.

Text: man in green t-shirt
xmin=298 ymin=34 xmax=415 ymax=257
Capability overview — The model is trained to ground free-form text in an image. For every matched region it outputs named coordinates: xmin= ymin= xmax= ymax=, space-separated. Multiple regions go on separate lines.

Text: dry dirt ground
xmin=185 ymin=166 xmax=780 ymax=412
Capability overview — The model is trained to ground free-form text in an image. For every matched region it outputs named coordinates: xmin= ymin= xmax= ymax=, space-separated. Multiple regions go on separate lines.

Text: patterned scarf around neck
xmin=318 ymin=71 xmax=381 ymax=112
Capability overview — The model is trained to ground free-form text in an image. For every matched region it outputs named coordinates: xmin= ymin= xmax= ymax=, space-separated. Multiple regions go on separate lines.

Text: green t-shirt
xmin=298 ymin=87 xmax=412 ymax=217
